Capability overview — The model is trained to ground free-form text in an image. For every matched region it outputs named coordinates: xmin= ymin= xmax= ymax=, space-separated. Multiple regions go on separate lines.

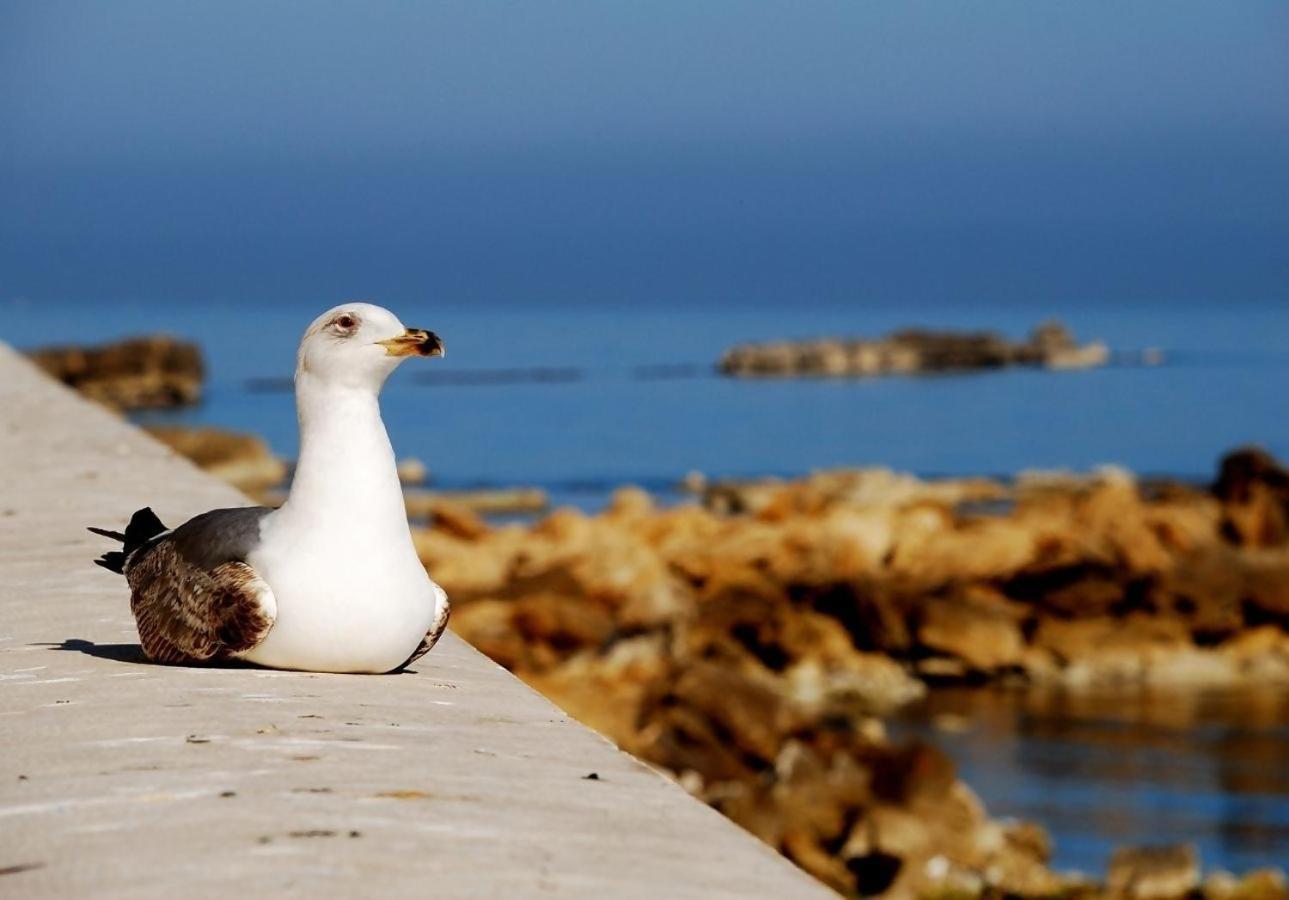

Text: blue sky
xmin=2 ymin=2 xmax=1287 ymax=307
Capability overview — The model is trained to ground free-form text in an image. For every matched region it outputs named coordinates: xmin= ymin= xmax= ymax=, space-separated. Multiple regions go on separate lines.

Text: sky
xmin=2 ymin=2 xmax=1287 ymax=309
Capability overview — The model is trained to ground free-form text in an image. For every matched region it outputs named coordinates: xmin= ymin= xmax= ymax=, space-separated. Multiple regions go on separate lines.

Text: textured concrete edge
xmin=0 ymin=341 xmax=837 ymax=899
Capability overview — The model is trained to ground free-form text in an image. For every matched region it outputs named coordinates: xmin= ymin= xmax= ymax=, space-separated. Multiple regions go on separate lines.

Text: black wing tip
xmin=93 ymin=552 xmax=126 ymax=574
xmin=125 ymin=508 xmax=167 ymax=542
xmin=89 ymin=507 xmax=167 ymax=575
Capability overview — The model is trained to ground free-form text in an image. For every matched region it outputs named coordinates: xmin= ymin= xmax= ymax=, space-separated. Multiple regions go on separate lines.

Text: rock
xmin=28 ymin=334 xmax=203 ymax=409
xmin=396 ymin=456 xmax=428 ymax=485
xmin=1106 ymin=843 xmax=1200 ymax=899
xmin=143 ymin=425 xmax=285 ymax=493
xmin=426 ymin=500 xmax=489 ymax=541
xmin=523 ymin=636 xmax=669 ymax=743
xmin=1033 ymin=615 xmax=1202 ymax=687
xmin=1231 ymin=869 xmax=1289 ymax=900
xmin=511 ymin=594 xmax=616 ymax=663
xmin=448 ymin=599 xmax=531 ymax=670
xmin=607 ymin=486 xmax=655 ymax=519
xmin=887 ymin=512 xmax=1038 ymax=589
xmin=1045 ymin=340 xmax=1110 ymax=370
xmin=916 ymin=588 xmax=1026 ymax=673
xmin=678 ymin=470 xmax=708 ymax=493
xmin=1030 ymin=319 xmax=1077 ymax=354
xmin=1214 ymin=447 xmax=1289 ymax=546
xmin=680 ymin=590 xmax=923 ymax=715
xmin=1219 ymin=627 xmax=1289 ymax=681
xmin=718 ymin=321 xmax=1109 ymax=379
xmin=1206 ymin=870 xmax=1242 ymax=900
xmin=403 ymin=487 xmax=548 ymax=518
xmin=432 ymin=449 xmax=1289 ymax=700
xmin=637 ymin=660 xmax=804 ymax=781
xmin=1033 ymin=319 xmax=1110 ymax=369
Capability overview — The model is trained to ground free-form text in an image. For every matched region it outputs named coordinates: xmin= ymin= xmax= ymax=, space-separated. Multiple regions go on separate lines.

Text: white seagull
xmin=90 ymin=303 xmax=450 ymax=674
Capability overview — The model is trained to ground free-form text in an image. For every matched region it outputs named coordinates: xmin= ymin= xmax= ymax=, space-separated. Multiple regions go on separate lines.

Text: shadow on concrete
xmin=38 ymin=639 xmax=258 ymax=669
xmin=42 ymin=638 xmax=149 ymax=663
xmin=38 ymin=640 xmax=419 ymax=674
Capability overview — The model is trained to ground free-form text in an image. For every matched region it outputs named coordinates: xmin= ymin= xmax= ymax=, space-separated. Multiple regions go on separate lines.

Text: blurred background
xmin=4 ymin=2 xmax=1289 ymax=892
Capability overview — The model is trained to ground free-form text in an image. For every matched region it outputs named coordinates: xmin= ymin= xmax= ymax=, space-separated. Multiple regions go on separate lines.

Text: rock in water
xmin=1107 ymin=844 xmax=1201 ymax=899
xmin=718 ymin=320 xmax=1109 ymax=378
xmin=27 ymin=334 xmax=204 ymax=409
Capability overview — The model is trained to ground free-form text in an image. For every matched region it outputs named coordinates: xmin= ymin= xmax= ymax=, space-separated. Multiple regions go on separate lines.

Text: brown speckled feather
xmin=121 ymin=508 xmax=276 ymax=665
xmin=398 ymin=584 xmax=451 ymax=670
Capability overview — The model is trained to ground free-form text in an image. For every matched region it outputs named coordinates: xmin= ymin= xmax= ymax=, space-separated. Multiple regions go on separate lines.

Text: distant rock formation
xmin=719 ymin=320 xmax=1111 ymax=378
xmin=27 ymin=335 xmax=204 ymax=409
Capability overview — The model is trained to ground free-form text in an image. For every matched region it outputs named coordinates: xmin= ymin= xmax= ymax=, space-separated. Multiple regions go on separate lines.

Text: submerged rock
xmin=27 ymin=334 xmax=204 ymax=409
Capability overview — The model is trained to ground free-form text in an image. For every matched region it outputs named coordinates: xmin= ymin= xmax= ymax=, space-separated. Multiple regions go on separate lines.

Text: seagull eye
xmin=332 ymin=314 xmax=358 ymax=334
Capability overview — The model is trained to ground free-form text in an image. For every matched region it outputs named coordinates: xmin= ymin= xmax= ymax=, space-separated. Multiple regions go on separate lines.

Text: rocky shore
xmin=26 ymin=335 xmax=204 ymax=409
xmin=413 ymin=449 xmax=1289 ymax=897
xmin=719 ymin=321 xmax=1113 ymax=378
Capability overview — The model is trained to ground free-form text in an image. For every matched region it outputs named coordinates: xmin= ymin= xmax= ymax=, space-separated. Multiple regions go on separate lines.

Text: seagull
xmin=89 ymin=303 xmax=451 ymax=674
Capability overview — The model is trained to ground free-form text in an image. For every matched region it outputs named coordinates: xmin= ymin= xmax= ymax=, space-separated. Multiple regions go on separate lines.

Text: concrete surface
xmin=0 ymin=344 xmax=834 ymax=899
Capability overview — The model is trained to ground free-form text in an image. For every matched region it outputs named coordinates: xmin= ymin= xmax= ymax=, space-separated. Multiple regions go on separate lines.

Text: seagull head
xmin=296 ymin=302 xmax=444 ymax=390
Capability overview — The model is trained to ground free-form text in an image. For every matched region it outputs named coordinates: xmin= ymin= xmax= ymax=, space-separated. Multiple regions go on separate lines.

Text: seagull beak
xmin=380 ymin=328 xmax=445 ymax=359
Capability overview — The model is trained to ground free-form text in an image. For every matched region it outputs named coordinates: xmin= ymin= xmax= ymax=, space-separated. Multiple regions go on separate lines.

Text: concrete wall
xmin=0 ymin=344 xmax=834 ymax=899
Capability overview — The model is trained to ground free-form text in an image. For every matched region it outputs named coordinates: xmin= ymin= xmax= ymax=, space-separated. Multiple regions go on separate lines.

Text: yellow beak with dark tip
xmin=379 ymin=328 xmax=445 ymax=358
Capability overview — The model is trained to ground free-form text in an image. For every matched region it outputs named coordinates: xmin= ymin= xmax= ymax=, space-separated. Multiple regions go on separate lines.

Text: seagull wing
xmin=397 ymin=581 xmax=451 ymax=670
xmin=123 ymin=507 xmax=277 ymax=665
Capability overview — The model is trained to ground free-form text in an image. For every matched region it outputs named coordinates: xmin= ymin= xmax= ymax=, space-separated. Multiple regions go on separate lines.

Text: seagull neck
xmin=282 ymin=373 xmax=406 ymax=527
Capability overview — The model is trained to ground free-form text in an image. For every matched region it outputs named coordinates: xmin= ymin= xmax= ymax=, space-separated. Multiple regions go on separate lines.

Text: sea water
xmin=7 ymin=298 xmax=1287 ymax=507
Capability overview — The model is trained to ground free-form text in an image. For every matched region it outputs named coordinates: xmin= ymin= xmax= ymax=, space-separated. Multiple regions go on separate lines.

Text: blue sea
xmin=5 ymin=295 xmax=1289 ymax=874
xmin=6 ymin=298 xmax=1288 ymax=507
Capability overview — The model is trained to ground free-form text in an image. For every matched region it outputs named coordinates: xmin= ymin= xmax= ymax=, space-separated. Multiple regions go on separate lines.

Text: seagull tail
xmin=89 ymin=507 xmax=168 ymax=574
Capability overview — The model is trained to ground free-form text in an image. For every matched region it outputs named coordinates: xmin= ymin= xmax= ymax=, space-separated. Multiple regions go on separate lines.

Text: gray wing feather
xmin=125 ymin=507 xmax=276 ymax=664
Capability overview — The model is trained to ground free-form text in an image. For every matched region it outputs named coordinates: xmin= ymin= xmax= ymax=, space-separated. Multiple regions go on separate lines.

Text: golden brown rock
xmin=1214 ymin=447 xmax=1289 ymax=546
xmin=916 ymin=588 xmax=1026 ymax=673
xmin=1107 ymin=844 xmax=1200 ymax=899
xmin=419 ymin=450 xmax=1289 ymax=898
xmin=425 ymin=499 xmax=489 ymax=540
xmin=28 ymin=334 xmax=203 ymax=409
xmin=144 ymin=425 xmax=285 ymax=493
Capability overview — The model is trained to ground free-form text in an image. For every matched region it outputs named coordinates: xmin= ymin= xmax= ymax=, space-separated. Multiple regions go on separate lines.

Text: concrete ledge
xmin=0 ymin=344 xmax=834 ymax=898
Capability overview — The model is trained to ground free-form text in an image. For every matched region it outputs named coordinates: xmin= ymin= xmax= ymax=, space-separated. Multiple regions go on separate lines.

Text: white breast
xmin=238 ymin=515 xmax=440 ymax=674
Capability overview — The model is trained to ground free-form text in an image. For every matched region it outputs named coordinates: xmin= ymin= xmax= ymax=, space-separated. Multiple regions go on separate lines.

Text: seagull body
xmin=90 ymin=303 xmax=450 ymax=674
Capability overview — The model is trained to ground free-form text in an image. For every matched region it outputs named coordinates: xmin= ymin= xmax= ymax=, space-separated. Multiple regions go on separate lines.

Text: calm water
xmin=6 ymin=296 xmax=1289 ymax=871
xmin=894 ymin=687 xmax=1289 ymax=875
